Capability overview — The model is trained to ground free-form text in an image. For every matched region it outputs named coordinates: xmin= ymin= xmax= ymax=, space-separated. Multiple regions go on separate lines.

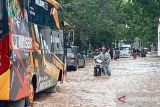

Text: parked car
xmin=67 ymin=46 xmax=85 ymax=71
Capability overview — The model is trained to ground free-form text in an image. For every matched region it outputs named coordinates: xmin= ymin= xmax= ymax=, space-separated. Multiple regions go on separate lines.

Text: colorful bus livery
xmin=11 ymin=34 xmax=33 ymax=49
xmin=0 ymin=0 xmax=64 ymax=106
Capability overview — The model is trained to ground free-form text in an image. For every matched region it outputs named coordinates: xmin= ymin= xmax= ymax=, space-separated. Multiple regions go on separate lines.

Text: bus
xmin=0 ymin=0 xmax=64 ymax=106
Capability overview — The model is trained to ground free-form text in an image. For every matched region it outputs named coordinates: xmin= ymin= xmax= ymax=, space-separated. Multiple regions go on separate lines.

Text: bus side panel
xmin=0 ymin=69 xmax=10 ymax=100
xmin=9 ymin=50 xmax=31 ymax=101
xmin=6 ymin=0 xmax=34 ymax=101
xmin=9 ymin=20 xmax=32 ymax=101
xmin=31 ymin=24 xmax=59 ymax=92
xmin=26 ymin=0 xmax=64 ymax=92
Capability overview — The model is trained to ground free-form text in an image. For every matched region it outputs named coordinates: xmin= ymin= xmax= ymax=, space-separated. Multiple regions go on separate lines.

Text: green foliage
xmin=122 ymin=0 xmax=160 ymax=45
xmin=60 ymin=0 xmax=160 ymax=49
xmin=61 ymin=0 xmax=126 ymax=49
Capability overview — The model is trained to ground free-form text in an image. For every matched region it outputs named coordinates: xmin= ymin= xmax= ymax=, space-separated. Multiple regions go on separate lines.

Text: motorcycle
xmin=140 ymin=49 xmax=147 ymax=57
xmin=94 ymin=59 xmax=111 ymax=76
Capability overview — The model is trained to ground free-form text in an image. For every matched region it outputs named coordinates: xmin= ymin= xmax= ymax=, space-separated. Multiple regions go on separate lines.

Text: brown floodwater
xmin=33 ymin=53 xmax=160 ymax=107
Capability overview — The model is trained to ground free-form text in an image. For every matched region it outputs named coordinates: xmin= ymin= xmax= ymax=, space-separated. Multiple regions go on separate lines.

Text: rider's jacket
xmin=95 ymin=52 xmax=111 ymax=65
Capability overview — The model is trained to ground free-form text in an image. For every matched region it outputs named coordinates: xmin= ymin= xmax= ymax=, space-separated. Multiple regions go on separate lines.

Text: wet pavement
xmin=33 ymin=52 xmax=160 ymax=107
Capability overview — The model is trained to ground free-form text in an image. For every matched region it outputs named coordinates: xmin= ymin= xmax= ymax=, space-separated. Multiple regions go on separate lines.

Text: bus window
xmin=0 ymin=1 xmax=2 ymax=19
xmin=0 ymin=1 xmax=8 ymax=39
xmin=27 ymin=0 xmax=55 ymax=29
xmin=0 ymin=0 xmax=3 ymax=37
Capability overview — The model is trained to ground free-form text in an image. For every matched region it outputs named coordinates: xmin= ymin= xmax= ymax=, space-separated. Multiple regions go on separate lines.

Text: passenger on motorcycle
xmin=94 ymin=47 xmax=111 ymax=76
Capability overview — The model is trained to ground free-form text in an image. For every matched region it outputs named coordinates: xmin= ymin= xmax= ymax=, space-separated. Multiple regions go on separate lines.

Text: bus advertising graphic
xmin=0 ymin=0 xmax=64 ymax=106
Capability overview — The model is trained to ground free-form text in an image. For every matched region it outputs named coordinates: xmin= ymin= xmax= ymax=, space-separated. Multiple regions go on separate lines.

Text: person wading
xmin=95 ymin=47 xmax=111 ymax=76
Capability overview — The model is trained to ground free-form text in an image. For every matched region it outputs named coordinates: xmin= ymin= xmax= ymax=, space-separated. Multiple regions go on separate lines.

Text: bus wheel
xmin=25 ymin=84 xmax=34 ymax=106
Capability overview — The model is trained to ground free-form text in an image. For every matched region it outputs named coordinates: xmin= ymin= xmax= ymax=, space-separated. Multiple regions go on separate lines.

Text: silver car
xmin=67 ymin=46 xmax=85 ymax=71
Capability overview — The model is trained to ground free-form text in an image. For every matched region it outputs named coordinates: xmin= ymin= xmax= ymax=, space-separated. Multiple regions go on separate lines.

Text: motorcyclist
xmin=94 ymin=47 xmax=111 ymax=76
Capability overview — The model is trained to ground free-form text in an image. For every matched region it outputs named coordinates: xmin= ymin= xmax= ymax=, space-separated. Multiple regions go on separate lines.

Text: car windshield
xmin=67 ymin=48 xmax=73 ymax=53
xmin=120 ymin=47 xmax=130 ymax=50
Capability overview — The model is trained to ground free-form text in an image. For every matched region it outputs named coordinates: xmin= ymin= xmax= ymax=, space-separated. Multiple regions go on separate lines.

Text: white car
xmin=120 ymin=45 xmax=131 ymax=58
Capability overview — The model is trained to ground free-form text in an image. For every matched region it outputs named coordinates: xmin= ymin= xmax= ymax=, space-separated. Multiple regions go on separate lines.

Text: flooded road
xmin=33 ymin=53 xmax=160 ymax=107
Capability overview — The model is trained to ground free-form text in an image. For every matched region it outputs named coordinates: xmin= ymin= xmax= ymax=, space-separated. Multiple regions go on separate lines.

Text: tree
xmin=121 ymin=0 xmax=160 ymax=46
xmin=60 ymin=0 xmax=129 ymax=49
